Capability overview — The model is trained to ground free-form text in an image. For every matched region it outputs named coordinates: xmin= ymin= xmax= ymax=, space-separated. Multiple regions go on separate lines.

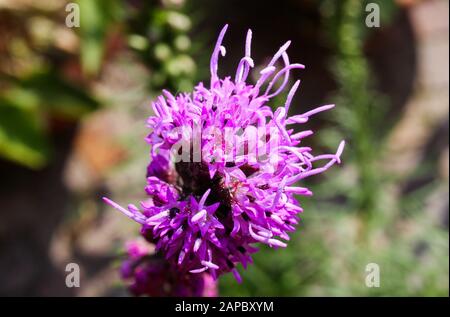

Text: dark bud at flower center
xmin=169 ymin=207 xmax=180 ymax=218
xmin=240 ymin=164 xmax=259 ymax=177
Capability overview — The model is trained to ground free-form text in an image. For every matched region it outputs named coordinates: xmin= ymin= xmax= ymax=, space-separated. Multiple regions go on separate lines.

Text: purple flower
xmin=104 ymin=25 xmax=345 ymax=284
xmin=120 ymin=239 xmax=218 ymax=297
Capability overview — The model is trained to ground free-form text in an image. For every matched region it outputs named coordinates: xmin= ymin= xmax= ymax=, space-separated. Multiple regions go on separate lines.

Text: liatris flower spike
xmin=120 ymin=239 xmax=217 ymax=297
xmin=104 ymin=25 xmax=345 ymax=284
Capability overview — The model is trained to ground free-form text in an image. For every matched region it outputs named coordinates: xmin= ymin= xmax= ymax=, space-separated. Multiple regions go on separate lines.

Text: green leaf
xmin=77 ymin=0 xmax=124 ymax=75
xmin=0 ymin=98 xmax=50 ymax=169
xmin=16 ymin=71 xmax=100 ymax=119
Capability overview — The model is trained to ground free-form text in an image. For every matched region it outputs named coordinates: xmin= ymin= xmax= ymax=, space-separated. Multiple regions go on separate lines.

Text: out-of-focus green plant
xmin=0 ymin=3 xmax=100 ymax=169
xmin=0 ymin=71 xmax=99 ymax=168
xmin=77 ymin=0 xmax=124 ymax=76
xmin=0 ymin=0 xmax=199 ymax=169
xmin=125 ymin=0 xmax=197 ymax=92
xmin=319 ymin=0 xmax=398 ymax=219
xmin=0 ymin=95 xmax=49 ymax=169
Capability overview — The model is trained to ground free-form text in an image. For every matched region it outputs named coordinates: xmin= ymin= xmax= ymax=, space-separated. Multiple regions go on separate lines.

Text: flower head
xmin=104 ymin=25 xmax=344 ymax=283
xmin=120 ymin=239 xmax=218 ymax=297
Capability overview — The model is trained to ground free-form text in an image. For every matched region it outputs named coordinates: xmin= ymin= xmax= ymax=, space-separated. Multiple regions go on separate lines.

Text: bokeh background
xmin=0 ymin=0 xmax=448 ymax=296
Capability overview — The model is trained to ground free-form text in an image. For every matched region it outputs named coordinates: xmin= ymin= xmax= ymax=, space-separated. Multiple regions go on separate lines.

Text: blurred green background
xmin=0 ymin=0 xmax=448 ymax=296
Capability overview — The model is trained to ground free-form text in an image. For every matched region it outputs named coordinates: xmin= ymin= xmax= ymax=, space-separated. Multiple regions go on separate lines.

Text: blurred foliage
xmin=0 ymin=1 xmax=101 ymax=168
xmin=0 ymin=70 xmax=99 ymax=168
xmin=319 ymin=0 xmax=400 ymax=216
xmin=77 ymin=0 xmax=124 ymax=76
xmin=0 ymin=96 xmax=50 ymax=169
xmin=124 ymin=0 xmax=198 ymax=91
xmin=0 ymin=0 xmax=197 ymax=168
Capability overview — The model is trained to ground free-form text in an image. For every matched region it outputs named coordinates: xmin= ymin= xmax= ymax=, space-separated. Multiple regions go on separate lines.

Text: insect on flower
xmin=104 ymin=24 xmax=345 ymax=284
